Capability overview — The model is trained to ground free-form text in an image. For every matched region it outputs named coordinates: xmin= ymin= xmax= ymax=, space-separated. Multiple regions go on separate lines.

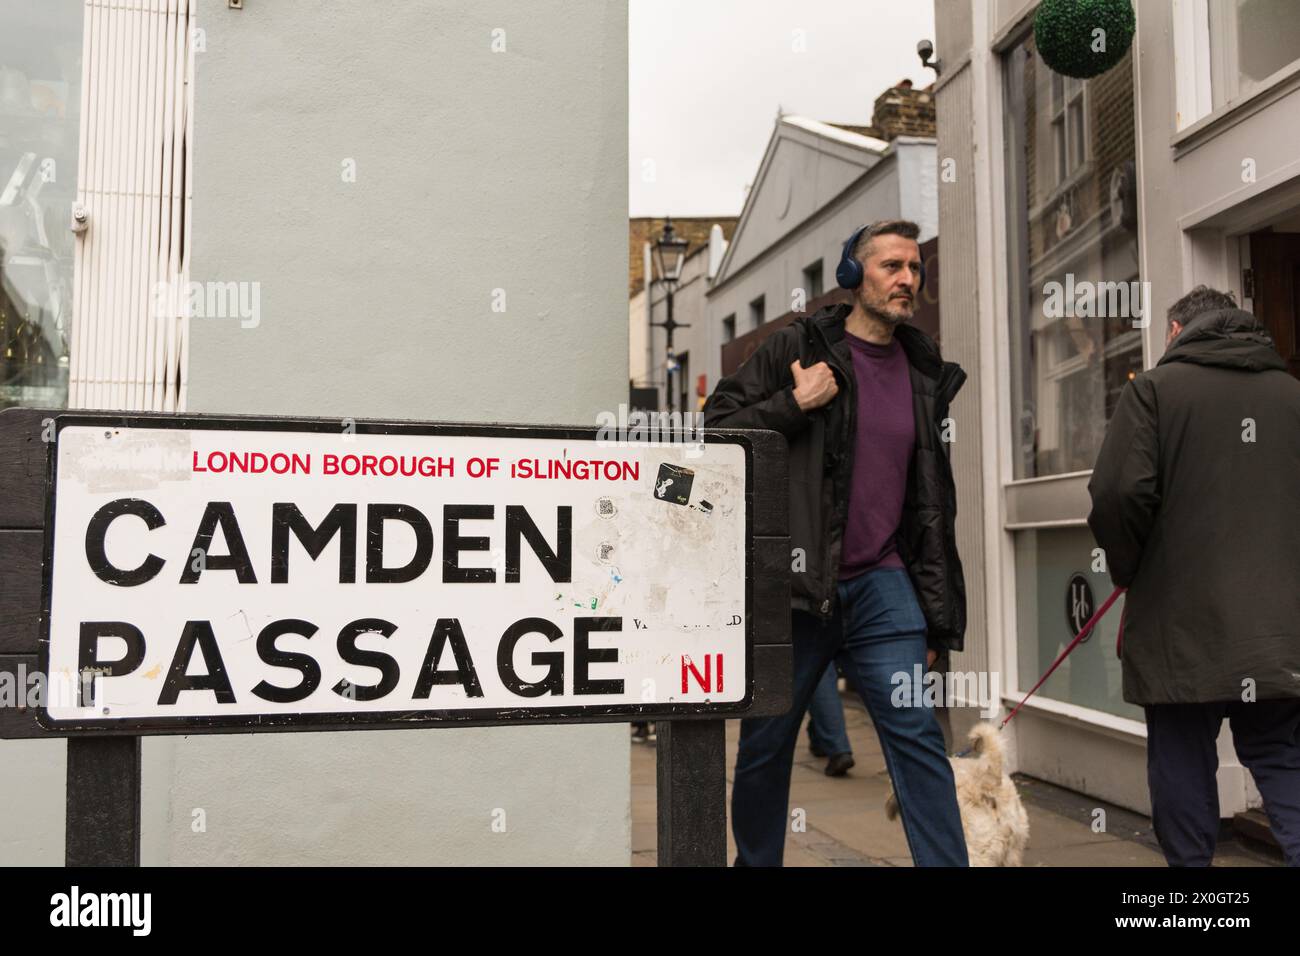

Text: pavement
xmin=631 ymin=692 xmax=1282 ymax=867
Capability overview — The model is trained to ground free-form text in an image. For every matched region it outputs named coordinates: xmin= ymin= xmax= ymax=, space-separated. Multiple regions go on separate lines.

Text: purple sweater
xmin=838 ymin=331 xmax=915 ymax=580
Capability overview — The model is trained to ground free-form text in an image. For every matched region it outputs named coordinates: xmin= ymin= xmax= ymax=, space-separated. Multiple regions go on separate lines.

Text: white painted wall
xmin=0 ymin=0 xmax=630 ymax=866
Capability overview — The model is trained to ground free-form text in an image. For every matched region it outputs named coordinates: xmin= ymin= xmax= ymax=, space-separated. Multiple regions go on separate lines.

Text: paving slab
xmin=630 ymin=693 xmax=1283 ymax=868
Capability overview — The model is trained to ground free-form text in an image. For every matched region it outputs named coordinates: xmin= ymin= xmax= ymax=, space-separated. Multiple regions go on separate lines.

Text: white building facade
xmin=1 ymin=0 xmax=630 ymax=866
xmin=934 ymin=0 xmax=1300 ymax=824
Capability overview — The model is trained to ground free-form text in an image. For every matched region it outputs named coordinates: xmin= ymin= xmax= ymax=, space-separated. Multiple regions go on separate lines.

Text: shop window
xmin=0 ymin=0 xmax=82 ymax=409
xmin=1013 ymin=527 xmax=1140 ymax=721
xmin=1003 ymin=34 xmax=1144 ymax=480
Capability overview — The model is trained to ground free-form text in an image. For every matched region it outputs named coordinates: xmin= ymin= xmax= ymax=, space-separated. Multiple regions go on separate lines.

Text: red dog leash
xmin=998 ymin=585 xmax=1127 ymax=730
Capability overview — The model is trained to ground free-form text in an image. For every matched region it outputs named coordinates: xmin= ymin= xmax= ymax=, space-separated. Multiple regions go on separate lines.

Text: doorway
xmin=1248 ymin=231 xmax=1300 ymax=380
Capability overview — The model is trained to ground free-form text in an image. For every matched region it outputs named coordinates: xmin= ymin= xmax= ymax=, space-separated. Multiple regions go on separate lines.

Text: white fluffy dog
xmin=885 ymin=722 xmax=1030 ymax=866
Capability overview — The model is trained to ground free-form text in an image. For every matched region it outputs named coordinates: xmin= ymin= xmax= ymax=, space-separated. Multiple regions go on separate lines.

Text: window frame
xmin=1175 ymin=0 xmax=1300 ymax=136
xmin=1050 ymin=73 xmax=1088 ymax=186
xmin=802 ymin=260 xmax=823 ymax=301
xmin=1205 ymin=0 xmax=1300 ymax=110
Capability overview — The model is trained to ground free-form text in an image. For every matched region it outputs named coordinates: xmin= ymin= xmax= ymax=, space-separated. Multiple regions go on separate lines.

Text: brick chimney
xmin=869 ymin=79 xmax=936 ymax=140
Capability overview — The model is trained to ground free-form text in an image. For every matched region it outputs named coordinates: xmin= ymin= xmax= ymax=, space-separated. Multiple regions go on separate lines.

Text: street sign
xmin=29 ymin=414 xmax=779 ymax=734
xmin=0 ymin=408 xmax=792 ymax=866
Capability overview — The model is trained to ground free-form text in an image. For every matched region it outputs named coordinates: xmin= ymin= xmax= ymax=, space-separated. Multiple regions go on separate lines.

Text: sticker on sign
xmin=40 ymin=420 xmax=751 ymax=731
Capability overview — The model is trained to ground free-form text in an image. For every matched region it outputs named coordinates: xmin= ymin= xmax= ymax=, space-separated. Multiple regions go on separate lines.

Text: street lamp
xmin=651 ymin=217 xmax=690 ymax=415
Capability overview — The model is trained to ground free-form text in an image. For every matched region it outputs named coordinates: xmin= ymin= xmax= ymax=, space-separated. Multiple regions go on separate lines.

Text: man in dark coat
xmin=1089 ymin=285 xmax=1300 ymax=867
xmin=704 ymin=220 xmax=968 ymax=866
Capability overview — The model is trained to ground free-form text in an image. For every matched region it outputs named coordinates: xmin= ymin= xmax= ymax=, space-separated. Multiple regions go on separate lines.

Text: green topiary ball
xmin=1034 ymin=0 xmax=1135 ymax=79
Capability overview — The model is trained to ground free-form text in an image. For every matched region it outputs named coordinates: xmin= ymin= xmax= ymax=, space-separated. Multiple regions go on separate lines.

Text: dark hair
xmin=852 ymin=219 xmax=921 ymax=261
xmin=1167 ymin=284 xmax=1236 ymax=330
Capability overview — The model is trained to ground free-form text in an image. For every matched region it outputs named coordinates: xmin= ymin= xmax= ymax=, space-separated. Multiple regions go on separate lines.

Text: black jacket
xmin=1088 ymin=308 xmax=1300 ymax=704
xmin=704 ymin=303 xmax=968 ymax=651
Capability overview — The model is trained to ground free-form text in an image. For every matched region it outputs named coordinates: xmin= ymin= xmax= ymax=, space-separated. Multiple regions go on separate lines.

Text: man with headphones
xmin=704 ymin=219 xmax=969 ymax=866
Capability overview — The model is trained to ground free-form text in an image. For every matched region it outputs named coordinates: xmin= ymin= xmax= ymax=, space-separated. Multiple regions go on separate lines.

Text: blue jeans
xmin=807 ymin=663 xmax=852 ymax=756
xmin=732 ymin=567 xmax=968 ymax=866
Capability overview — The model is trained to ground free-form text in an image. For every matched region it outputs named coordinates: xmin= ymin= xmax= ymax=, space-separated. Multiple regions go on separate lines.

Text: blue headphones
xmin=835 ymin=224 xmax=926 ymax=293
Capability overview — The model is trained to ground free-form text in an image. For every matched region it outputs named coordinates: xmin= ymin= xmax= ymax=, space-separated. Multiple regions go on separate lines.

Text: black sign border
xmin=36 ymin=412 xmax=758 ymax=735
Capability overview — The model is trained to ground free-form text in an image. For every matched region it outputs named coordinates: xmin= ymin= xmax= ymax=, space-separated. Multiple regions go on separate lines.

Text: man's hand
xmin=790 ymin=360 xmax=838 ymax=412
xmin=926 ymin=648 xmax=938 ymax=669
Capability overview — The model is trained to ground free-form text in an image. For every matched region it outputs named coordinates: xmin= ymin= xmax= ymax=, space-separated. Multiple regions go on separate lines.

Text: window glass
xmin=1014 ymin=527 xmax=1140 ymax=721
xmin=0 ymin=0 xmax=82 ymax=410
xmin=803 ymin=260 xmax=823 ymax=301
xmin=1069 ymin=99 xmax=1085 ymax=170
xmin=1212 ymin=0 xmax=1300 ymax=108
xmin=1003 ymin=34 xmax=1143 ymax=480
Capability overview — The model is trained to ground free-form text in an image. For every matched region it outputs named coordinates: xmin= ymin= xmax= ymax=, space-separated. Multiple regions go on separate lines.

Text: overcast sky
xmin=629 ymin=0 xmax=937 ymax=218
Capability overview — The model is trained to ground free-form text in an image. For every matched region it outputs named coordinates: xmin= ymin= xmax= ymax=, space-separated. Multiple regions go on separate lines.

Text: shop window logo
xmin=1067 ymin=572 xmax=1094 ymax=641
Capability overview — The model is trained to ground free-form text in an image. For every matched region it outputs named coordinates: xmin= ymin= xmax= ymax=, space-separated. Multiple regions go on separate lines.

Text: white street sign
xmin=41 ymin=421 xmax=750 ymax=729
